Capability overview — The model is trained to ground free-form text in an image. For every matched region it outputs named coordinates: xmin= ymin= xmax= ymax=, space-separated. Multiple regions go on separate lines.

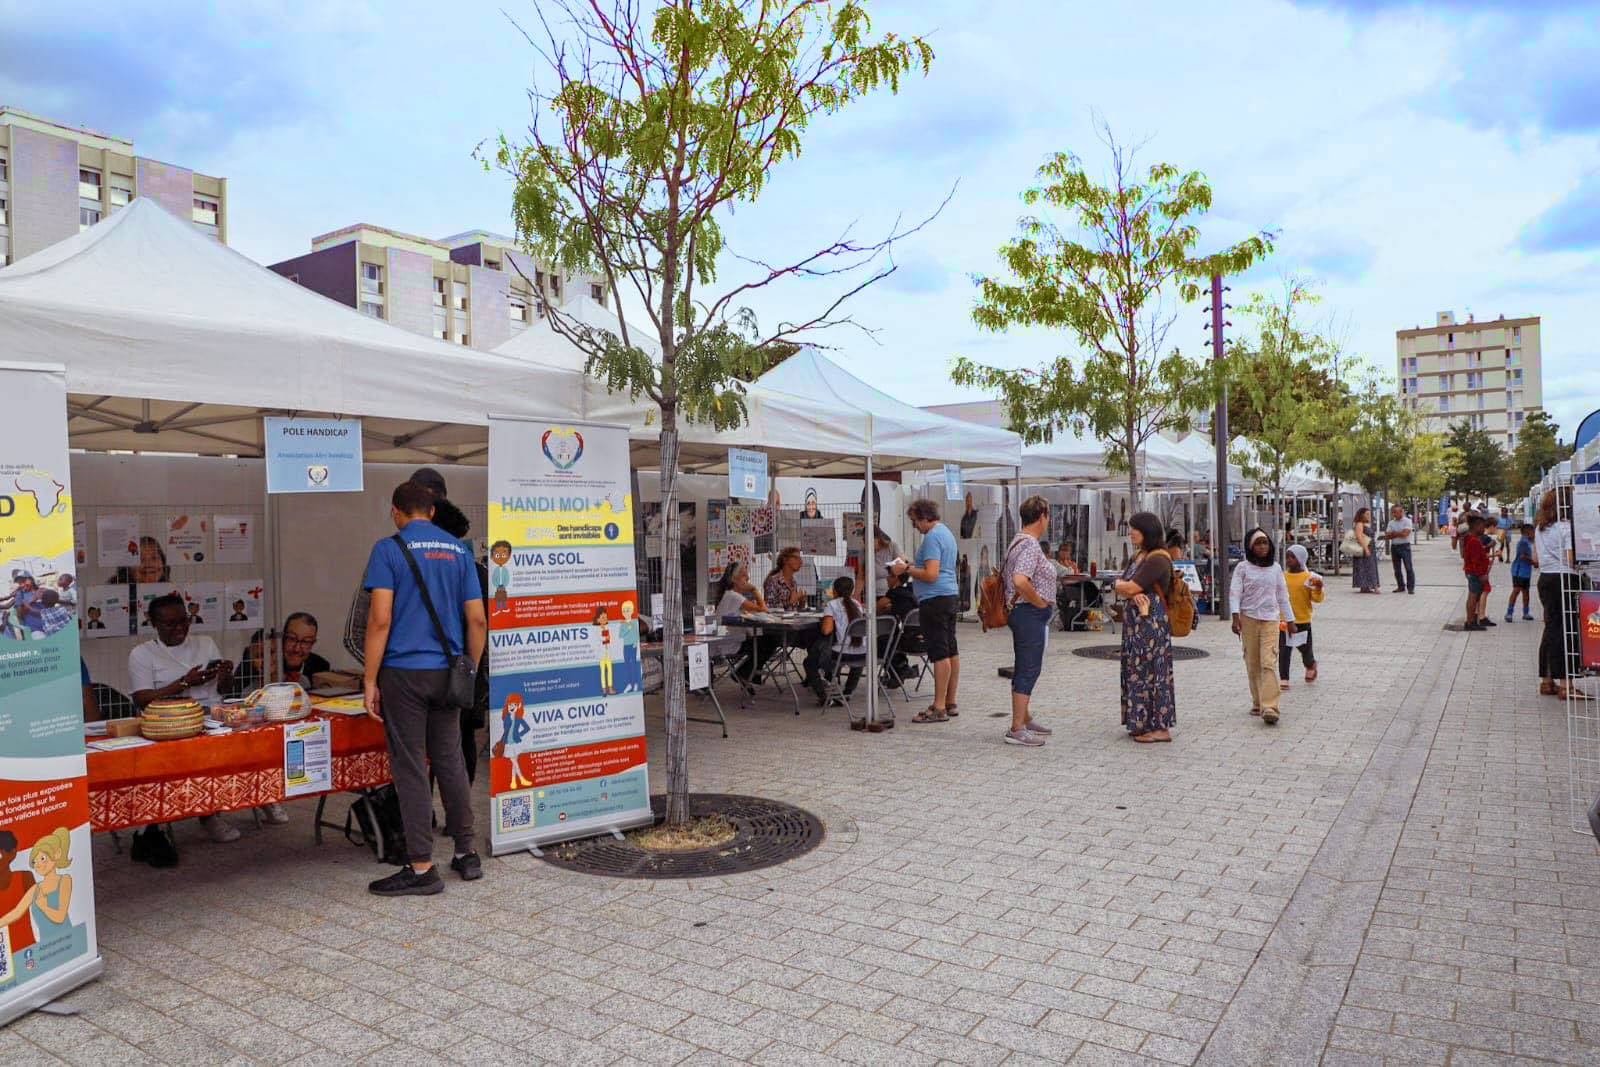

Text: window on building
xmin=78 ymin=167 xmax=101 ymax=201
xmin=1466 ymin=372 xmax=1478 ymax=389
xmin=509 ymin=296 xmax=529 ymax=330
xmin=192 ymin=196 xmax=219 ymax=226
xmin=361 ymin=300 xmax=383 ymax=319
xmin=1447 ymin=331 xmax=1455 ymax=347
xmin=453 ymin=281 xmax=468 ymax=312
xmin=1476 ymin=393 xmax=1485 ymax=410
xmin=460 ymin=334 xmax=470 ymax=347
xmin=550 ymin=275 xmax=562 ymax=298
xmin=590 ymin=283 xmax=604 ymax=302
xmin=79 ymin=206 xmax=101 ymax=230
xmin=0 ymin=196 xmax=6 ymax=227
xmin=1511 ymin=368 xmax=1522 ymax=386
xmin=1515 ymin=410 xmax=1525 ymax=427
xmin=1508 ymin=432 xmax=1516 ymax=449
xmin=432 ymin=277 xmax=446 ymax=306
xmin=110 ymin=179 xmax=133 ymax=207
xmin=1439 ymin=395 xmax=1450 ymax=413
xmin=535 ymin=269 xmax=545 ymax=289
xmin=361 ymin=262 xmax=384 ymax=294
xmin=0 ymin=152 xmax=8 ymax=182
xmin=1513 ymin=326 xmax=1521 ymax=341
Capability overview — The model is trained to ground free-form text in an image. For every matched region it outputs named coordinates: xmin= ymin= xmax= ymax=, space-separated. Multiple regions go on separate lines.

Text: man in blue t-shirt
xmin=362 ymin=481 xmax=487 ymax=896
xmin=892 ymin=498 xmax=961 ymax=722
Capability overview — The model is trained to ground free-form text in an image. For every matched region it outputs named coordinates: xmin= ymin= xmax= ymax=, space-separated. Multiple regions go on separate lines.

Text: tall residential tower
xmin=1396 ymin=311 xmax=1542 ymax=451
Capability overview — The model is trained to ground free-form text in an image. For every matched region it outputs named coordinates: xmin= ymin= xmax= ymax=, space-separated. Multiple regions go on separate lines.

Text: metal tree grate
xmin=1072 ymin=644 xmax=1208 ymax=661
xmin=538 ymin=794 xmax=824 ymax=879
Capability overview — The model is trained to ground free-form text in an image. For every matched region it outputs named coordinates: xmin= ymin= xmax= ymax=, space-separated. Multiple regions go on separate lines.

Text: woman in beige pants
xmin=1229 ymin=528 xmax=1296 ymax=725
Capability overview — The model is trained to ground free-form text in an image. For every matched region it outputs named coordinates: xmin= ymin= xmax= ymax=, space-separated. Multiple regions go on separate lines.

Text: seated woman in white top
xmin=804 ymin=575 xmax=875 ymax=719
xmin=714 ymin=562 xmax=766 ymax=618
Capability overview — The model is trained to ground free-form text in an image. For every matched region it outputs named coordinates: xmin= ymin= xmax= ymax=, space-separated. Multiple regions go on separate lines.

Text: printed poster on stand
xmin=0 ymin=363 xmax=102 ymax=1025
xmin=486 ymin=416 xmax=651 ymax=853
xmin=1573 ymin=483 xmax=1600 ymax=562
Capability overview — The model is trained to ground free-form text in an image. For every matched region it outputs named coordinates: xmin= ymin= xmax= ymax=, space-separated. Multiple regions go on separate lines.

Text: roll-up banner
xmin=0 ymin=363 xmax=102 ymax=1024
xmin=486 ymin=416 xmax=652 ymax=853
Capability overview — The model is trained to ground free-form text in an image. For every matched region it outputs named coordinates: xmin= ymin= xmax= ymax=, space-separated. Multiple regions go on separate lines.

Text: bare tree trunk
xmin=659 ymin=419 xmax=689 ymax=828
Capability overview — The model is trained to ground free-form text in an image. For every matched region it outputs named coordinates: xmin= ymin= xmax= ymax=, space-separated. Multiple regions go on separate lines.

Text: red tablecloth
xmin=86 ymin=713 xmax=390 ymax=831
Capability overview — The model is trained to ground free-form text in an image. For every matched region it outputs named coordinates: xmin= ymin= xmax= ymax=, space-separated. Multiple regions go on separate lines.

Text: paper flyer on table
xmin=283 ymin=719 xmax=332 ymax=797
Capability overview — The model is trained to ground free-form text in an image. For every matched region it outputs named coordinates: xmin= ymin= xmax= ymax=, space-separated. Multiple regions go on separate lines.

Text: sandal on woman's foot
xmin=1250 ymin=707 xmax=1263 ymax=717
xmin=944 ymin=703 xmax=959 ymax=717
xmin=1539 ymin=681 xmax=1558 ymax=696
xmin=1132 ymin=729 xmax=1171 ymax=743
xmin=1305 ymin=665 xmax=1318 ymax=683
xmin=912 ymin=708 xmax=948 ymax=724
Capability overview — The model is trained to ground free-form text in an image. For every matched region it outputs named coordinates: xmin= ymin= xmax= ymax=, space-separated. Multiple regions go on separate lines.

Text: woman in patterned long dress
xmin=1350 ymin=507 xmax=1381 ymax=593
xmin=1115 ymin=511 xmax=1176 ymax=743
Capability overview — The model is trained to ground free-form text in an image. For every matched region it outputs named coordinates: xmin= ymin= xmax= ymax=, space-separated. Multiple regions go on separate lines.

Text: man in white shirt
xmin=127 ymin=593 xmax=260 ymax=855
xmin=1383 ymin=505 xmax=1415 ymax=594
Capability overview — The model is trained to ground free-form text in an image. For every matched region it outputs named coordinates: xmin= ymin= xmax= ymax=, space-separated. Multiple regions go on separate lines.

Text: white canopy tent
xmin=0 ymin=198 xmax=589 ymax=463
xmin=962 ymin=427 xmax=1200 ymax=486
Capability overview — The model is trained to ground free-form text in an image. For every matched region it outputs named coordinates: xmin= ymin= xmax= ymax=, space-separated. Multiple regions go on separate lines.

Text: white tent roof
xmin=1167 ymin=433 xmax=1246 ymax=485
xmin=0 ymin=199 xmax=585 ymax=462
xmin=963 ymin=425 xmax=1202 ymax=484
xmin=752 ymin=347 xmax=1021 ymax=470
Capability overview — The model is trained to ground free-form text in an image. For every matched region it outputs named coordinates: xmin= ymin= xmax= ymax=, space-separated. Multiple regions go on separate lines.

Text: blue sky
xmin=3 ymin=0 xmax=1597 ymax=438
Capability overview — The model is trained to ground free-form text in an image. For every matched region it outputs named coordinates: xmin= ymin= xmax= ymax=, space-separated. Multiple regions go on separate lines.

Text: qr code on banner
xmin=499 ymin=794 xmax=533 ymax=832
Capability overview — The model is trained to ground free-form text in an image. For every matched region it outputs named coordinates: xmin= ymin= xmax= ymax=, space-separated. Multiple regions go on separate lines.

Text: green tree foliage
xmin=1317 ymin=377 xmax=1420 ymax=504
xmin=951 ymin=123 xmax=1274 ymax=499
xmin=487 ymin=0 xmax=932 ymax=825
xmin=1225 ymin=278 xmax=1341 ymax=516
xmin=1394 ymin=431 xmax=1462 ymax=512
xmin=1509 ymin=410 xmax=1569 ymax=494
xmin=1444 ymin=420 xmax=1508 ymax=501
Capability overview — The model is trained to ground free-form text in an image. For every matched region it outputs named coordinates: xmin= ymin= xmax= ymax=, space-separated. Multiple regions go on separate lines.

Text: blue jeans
xmin=1391 ymin=543 xmax=1414 ymax=592
xmin=1007 ymin=602 xmax=1052 ymax=696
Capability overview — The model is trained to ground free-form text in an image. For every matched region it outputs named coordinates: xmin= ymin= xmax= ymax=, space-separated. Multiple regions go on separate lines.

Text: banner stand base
xmin=0 ymin=956 xmax=104 ymax=1029
xmin=525 ymin=844 xmax=545 ymax=858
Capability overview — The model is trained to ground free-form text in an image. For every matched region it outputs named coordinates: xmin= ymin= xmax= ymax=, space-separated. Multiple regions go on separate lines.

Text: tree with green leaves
xmin=1318 ymin=377 xmax=1419 ymax=513
xmin=486 ymin=0 xmax=932 ymax=826
xmin=1393 ymin=431 xmax=1462 ymax=518
xmin=951 ymin=122 xmax=1274 ymax=500
xmin=1226 ymin=277 xmax=1342 ymax=549
xmin=1510 ymin=410 xmax=1568 ymax=494
xmin=1444 ymin=421 xmax=1507 ymax=502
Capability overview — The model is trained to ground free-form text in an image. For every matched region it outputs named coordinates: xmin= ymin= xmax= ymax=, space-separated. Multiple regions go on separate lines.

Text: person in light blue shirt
xmin=892 ymin=499 xmax=961 ymax=722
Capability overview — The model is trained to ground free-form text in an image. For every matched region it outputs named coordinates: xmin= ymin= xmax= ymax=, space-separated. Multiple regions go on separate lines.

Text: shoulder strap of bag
xmin=1144 ymin=549 xmax=1173 ymax=606
xmin=1000 ymin=535 xmax=1032 ymax=607
xmin=391 ymin=533 xmax=455 ymax=660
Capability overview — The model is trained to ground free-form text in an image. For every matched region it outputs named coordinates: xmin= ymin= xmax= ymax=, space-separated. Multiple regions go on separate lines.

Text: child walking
xmin=1461 ymin=513 xmax=1494 ymax=630
xmin=1505 ymin=522 xmax=1536 ymax=622
xmin=1279 ymin=544 xmax=1323 ymax=689
xmin=1230 ymin=527 xmax=1296 ymax=726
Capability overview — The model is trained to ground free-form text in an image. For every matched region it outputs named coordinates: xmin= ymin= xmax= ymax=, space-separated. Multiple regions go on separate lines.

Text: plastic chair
xmin=876 ymin=615 xmax=914 ymax=704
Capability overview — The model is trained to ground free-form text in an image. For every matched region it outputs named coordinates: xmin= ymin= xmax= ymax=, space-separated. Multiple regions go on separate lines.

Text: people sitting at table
xmin=715 ymin=562 xmax=771 ymax=684
xmin=1052 ymin=543 xmax=1079 ymax=578
xmin=872 ymin=528 xmax=902 ymax=591
xmin=127 ymin=595 xmax=283 ymax=862
xmin=804 ymin=575 xmax=874 ymax=719
xmin=235 ymin=613 xmax=333 ymax=693
xmin=762 ymin=547 xmax=809 ymax=610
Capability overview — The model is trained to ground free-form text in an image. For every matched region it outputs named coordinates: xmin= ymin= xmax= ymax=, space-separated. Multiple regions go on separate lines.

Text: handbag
xmin=1339 ymin=530 xmax=1365 ymax=557
xmin=391 ymin=534 xmax=477 ymax=708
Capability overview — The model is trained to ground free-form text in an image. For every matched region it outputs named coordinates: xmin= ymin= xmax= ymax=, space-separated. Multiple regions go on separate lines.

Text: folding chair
xmin=901 ymin=607 xmax=931 ymax=695
xmin=876 ymin=615 xmax=914 ymax=704
xmin=816 ymin=617 xmax=870 ymax=724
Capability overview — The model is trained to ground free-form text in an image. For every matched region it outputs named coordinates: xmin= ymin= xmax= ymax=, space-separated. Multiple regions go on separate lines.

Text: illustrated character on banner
xmin=0 ymin=830 xmax=38 ymax=964
xmin=0 ymin=828 xmax=76 ymax=961
xmin=229 ymin=600 xmax=248 ymax=622
xmin=594 ymin=607 xmax=616 ymax=695
xmin=495 ymin=694 xmax=532 ymax=790
xmin=488 ymin=541 xmax=513 ymax=615
xmin=618 ymin=599 xmax=642 ymax=694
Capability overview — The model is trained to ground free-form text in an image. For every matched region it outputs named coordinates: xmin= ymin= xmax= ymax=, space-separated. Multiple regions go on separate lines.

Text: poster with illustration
xmin=213 ymin=515 xmax=254 ymax=565
xmin=0 ymin=364 xmax=99 ymax=1024
xmin=799 ymin=517 xmax=836 ymax=555
xmin=80 ymin=586 xmax=130 ymax=639
xmin=1573 ymin=483 xmax=1600 ymax=562
xmin=706 ymin=500 xmax=729 ymax=578
xmin=182 ymin=582 xmax=223 ymax=633
xmin=750 ymin=505 xmax=775 ymax=555
xmin=726 ymin=505 xmax=751 ymax=536
xmin=164 ymin=513 xmax=208 ymax=565
xmin=94 ymin=515 xmax=139 ymax=570
xmin=224 ymin=579 xmax=265 ymax=631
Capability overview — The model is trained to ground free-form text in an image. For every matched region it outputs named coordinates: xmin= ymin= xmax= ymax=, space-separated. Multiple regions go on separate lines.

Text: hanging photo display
xmin=487 ymin=416 xmax=651 ymax=853
xmin=706 ymin=500 xmax=729 ymax=576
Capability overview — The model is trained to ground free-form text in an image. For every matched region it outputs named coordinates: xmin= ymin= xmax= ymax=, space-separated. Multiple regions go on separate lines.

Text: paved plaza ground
xmin=5 ymin=538 xmax=1599 ymax=1066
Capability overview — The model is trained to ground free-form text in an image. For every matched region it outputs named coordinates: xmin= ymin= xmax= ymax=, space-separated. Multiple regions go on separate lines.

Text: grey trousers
xmin=377 ymin=666 xmax=475 ymax=863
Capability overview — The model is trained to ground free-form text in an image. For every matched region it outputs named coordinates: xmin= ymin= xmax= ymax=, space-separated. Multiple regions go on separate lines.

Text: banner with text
xmin=487 ymin=417 xmax=651 ymax=853
xmin=0 ymin=363 xmax=101 ymax=1024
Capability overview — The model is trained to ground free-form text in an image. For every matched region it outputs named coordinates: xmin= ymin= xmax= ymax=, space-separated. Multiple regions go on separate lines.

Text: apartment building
xmin=269 ymin=225 xmax=605 ymax=351
xmin=0 ymin=106 xmax=227 ymax=265
xmin=1396 ymin=311 xmax=1542 ymax=450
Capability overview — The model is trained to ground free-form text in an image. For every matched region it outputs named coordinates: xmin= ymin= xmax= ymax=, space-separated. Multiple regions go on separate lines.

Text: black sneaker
xmin=368 ymin=865 xmax=444 ymax=896
xmin=1463 ymin=622 xmax=1484 ymax=631
xmin=131 ymin=827 xmax=178 ymax=868
xmin=449 ymin=852 xmax=483 ymax=881
xmin=1480 ymin=619 xmax=1497 ymax=627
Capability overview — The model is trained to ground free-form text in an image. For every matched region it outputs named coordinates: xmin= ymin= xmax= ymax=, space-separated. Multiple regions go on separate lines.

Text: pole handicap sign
xmin=264 ymin=417 xmax=364 ymax=494
xmin=944 ymin=464 xmax=963 ymax=501
xmin=727 ymin=447 xmax=768 ymax=501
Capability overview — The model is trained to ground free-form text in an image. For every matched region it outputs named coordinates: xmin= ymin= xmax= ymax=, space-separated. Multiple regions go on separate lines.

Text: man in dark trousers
xmin=362 ymin=481 xmax=487 ymax=895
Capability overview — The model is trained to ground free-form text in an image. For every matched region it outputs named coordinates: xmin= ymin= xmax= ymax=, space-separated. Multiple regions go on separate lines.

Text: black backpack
xmin=344 ymin=785 xmax=407 ymax=864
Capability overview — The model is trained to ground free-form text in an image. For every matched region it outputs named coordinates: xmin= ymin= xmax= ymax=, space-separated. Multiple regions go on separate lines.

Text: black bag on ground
xmin=391 ymin=533 xmax=476 ymax=708
xmin=344 ymin=785 xmax=407 ymax=864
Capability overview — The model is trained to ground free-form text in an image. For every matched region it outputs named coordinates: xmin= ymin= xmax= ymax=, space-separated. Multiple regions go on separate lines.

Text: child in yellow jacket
xmin=1281 ymin=543 xmax=1323 ymax=688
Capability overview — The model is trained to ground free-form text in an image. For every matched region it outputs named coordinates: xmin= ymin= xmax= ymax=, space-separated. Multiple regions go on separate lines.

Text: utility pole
xmin=1206 ymin=273 xmax=1230 ymax=618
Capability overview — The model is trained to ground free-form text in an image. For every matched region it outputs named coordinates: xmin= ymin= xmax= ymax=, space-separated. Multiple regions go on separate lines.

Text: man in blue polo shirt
xmin=892 ymin=498 xmax=961 ymax=722
xmin=363 ymin=481 xmax=487 ymax=896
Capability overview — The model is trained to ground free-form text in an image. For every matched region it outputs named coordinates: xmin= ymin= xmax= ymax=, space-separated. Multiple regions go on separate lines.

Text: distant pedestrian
xmin=1350 ymin=507 xmax=1380 ymax=593
xmin=362 ymin=481 xmax=486 ymax=896
xmin=1384 ymin=505 xmax=1415 ymax=594
xmin=1505 ymin=522 xmax=1536 ymax=623
xmin=1535 ymin=489 xmax=1577 ymax=697
xmin=1001 ymin=496 xmax=1055 ymax=747
xmin=1460 ymin=512 xmax=1494 ymax=631
xmin=1113 ymin=511 xmax=1175 ymax=743
xmin=1279 ymin=544 xmax=1322 ymax=688
xmin=895 ymin=499 xmax=960 ymax=723
xmin=1231 ymin=527 xmax=1295 ymax=725
xmin=1447 ymin=506 xmax=1459 ymax=550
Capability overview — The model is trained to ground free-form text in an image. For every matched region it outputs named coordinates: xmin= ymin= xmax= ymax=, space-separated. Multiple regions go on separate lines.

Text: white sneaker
xmin=199 ymin=814 xmax=242 ymax=843
xmin=259 ymin=803 xmax=290 ymax=825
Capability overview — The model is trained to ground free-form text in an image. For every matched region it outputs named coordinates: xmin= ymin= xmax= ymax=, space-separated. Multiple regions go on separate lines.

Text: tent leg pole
xmin=864 ymin=445 xmax=876 ymax=728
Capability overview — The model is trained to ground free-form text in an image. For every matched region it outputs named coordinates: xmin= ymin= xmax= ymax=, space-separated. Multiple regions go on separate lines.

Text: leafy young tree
xmin=1318 ymin=377 xmax=1418 ymax=510
xmin=1394 ymin=431 xmax=1462 ymax=517
xmin=952 ymin=123 xmax=1274 ymax=500
xmin=1444 ymin=421 xmax=1507 ymax=501
xmin=488 ymin=0 xmax=932 ymax=826
xmin=1510 ymin=410 xmax=1568 ymax=493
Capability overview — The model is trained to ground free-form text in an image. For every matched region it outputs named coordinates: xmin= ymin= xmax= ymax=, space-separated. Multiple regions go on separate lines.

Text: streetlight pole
xmin=1209 ymin=273 xmax=1230 ymax=618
